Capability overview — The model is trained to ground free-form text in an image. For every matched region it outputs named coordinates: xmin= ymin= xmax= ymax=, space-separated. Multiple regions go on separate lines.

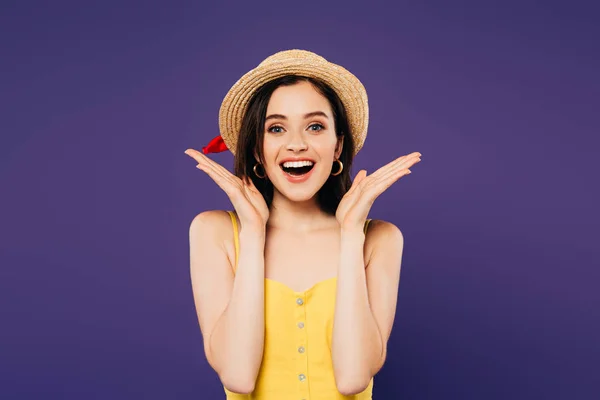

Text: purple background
xmin=1 ymin=1 xmax=598 ymax=399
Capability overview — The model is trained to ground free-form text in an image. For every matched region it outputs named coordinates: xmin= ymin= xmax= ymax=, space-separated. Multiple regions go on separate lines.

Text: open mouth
xmin=279 ymin=160 xmax=315 ymax=176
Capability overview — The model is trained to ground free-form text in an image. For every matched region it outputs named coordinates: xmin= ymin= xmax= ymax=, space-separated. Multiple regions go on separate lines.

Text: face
xmin=259 ymin=80 xmax=343 ymax=203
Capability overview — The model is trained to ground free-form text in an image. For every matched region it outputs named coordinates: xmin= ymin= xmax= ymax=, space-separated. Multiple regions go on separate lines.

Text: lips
xmin=279 ymin=160 xmax=316 ymax=183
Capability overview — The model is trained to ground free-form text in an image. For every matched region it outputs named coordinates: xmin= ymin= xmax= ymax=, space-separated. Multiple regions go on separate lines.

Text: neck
xmin=268 ymin=190 xmax=336 ymax=232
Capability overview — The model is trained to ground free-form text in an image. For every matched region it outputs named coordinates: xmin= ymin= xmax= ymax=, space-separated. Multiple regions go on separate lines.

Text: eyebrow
xmin=265 ymin=111 xmax=329 ymax=122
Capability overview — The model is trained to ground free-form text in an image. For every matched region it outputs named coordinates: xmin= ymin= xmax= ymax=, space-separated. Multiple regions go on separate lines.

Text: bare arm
xmin=331 ymin=151 xmax=419 ymax=395
xmin=331 ymin=221 xmax=403 ymax=395
xmin=185 ymin=148 xmax=270 ymax=394
xmin=189 ymin=211 xmax=266 ymax=394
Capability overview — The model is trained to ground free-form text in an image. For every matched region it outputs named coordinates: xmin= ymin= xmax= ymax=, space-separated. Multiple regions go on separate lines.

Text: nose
xmin=285 ymin=131 xmax=308 ymax=152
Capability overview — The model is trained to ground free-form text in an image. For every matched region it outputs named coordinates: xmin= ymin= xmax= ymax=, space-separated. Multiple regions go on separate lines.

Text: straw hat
xmin=213 ymin=49 xmax=369 ymax=156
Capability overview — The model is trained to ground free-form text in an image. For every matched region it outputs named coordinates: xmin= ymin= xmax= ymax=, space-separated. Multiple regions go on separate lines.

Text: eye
xmin=267 ymin=123 xmax=324 ymax=133
xmin=267 ymin=125 xmax=284 ymax=133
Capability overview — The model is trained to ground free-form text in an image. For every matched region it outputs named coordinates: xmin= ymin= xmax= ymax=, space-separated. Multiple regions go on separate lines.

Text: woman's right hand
xmin=185 ymin=148 xmax=269 ymax=231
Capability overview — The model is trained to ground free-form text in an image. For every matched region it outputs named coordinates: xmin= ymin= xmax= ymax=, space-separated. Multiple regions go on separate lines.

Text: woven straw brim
xmin=218 ymin=56 xmax=369 ymax=156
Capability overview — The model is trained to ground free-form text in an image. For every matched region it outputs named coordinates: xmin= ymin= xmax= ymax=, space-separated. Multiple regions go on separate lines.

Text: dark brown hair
xmin=233 ymin=75 xmax=355 ymax=215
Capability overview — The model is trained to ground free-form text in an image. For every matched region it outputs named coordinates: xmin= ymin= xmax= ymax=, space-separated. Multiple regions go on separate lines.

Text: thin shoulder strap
xmin=227 ymin=211 xmax=239 ymax=273
xmin=364 ymin=218 xmax=372 ymax=235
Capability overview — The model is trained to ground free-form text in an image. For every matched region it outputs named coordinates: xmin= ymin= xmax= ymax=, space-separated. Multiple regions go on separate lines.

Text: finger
xmin=368 ymin=166 xmax=413 ymax=199
xmin=186 ymin=148 xmax=237 ymax=181
xmin=186 ymin=149 xmax=223 ymax=177
xmin=196 ymin=159 xmax=235 ymax=186
xmin=371 ymin=156 xmax=419 ymax=188
xmin=368 ymin=153 xmax=419 ymax=180
xmin=188 ymin=148 xmax=243 ymax=189
xmin=371 ymin=154 xmax=420 ymax=181
xmin=195 ymin=158 xmax=245 ymax=198
xmin=349 ymin=170 xmax=367 ymax=191
xmin=358 ymin=170 xmax=409 ymax=205
xmin=342 ymin=153 xmax=420 ymax=210
xmin=361 ymin=155 xmax=420 ymax=200
xmin=184 ymin=148 xmax=205 ymax=163
xmin=197 ymin=151 xmax=236 ymax=179
xmin=344 ymin=170 xmax=368 ymax=200
xmin=356 ymin=170 xmax=368 ymax=185
xmin=386 ymin=154 xmax=420 ymax=175
xmin=391 ymin=152 xmax=421 ymax=170
xmin=379 ymin=166 xmax=412 ymax=190
xmin=195 ymin=163 xmax=239 ymax=195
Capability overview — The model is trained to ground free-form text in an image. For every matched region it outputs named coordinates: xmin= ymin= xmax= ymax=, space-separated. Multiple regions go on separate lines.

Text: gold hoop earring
xmin=331 ymin=159 xmax=343 ymax=176
xmin=253 ymin=163 xmax=266 ymax=179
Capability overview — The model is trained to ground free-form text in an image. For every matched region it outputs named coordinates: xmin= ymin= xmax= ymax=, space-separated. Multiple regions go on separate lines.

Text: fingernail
xmin=407 ymin=169 xmax=412 ymax=174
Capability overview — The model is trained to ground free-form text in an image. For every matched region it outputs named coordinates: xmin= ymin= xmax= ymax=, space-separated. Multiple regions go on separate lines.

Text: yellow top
xmin=224 ymin=211 xmax=373 ymax=400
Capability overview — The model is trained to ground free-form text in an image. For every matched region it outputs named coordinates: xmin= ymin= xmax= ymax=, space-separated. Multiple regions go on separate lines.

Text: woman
xmin=185 ymin=49 xmax=421 ymax=399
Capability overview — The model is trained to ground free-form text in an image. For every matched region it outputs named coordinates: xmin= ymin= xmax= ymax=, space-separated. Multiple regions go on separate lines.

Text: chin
xmin=277 ymin=186 xmax=320 ymax=203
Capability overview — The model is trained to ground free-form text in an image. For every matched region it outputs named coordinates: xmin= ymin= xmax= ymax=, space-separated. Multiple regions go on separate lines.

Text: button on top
xmin=296 ymin=298 xmax=304 ymax=305
xmin=298 ymin=346 xmax=305 ymax=353
xmin=298 ymin=373 xmax=306 ymax=381
xmin=297 ymin=322 xmax=304 ymax=329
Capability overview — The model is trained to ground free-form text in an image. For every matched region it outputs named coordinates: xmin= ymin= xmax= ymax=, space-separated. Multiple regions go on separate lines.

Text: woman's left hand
xmin=335 ymin=152 xmax=422 ymax=231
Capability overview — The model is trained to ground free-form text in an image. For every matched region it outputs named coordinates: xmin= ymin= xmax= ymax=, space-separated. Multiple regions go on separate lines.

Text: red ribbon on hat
xmin=202 ymin=135 xmax=228 ymax=154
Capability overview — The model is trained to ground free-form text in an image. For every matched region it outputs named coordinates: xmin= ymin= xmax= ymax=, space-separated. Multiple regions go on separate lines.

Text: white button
xmin=298 ymin=373 xmax=306 ymax=381
xmin=296 ymin=298 xmax=304 ymax=305
xmin=298 ymin=346 xmax=305 ymax=353
xmin=297 ymin=322 xmax=304 ymax=328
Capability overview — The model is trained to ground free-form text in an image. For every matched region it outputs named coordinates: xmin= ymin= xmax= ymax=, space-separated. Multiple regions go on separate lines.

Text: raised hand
xmin=184 ymin=148 xmax=269 ymax=231
xmin=335 ymin=152 xmax=422 ymax=231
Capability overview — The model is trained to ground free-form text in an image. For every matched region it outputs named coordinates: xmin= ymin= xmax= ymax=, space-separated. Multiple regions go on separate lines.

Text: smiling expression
xmin=260 ymin=80 xmax=343 ymax=202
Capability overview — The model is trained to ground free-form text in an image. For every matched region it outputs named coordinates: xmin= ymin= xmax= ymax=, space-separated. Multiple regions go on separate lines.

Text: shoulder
xmin=189 ymin=210 xmax=238 ymax=275
xmin=189 ymin=210 xmax=236 ymax=242
xmin=365 ymin=219 xmax=403 ymax=244
xmin=364 ymin=219 xmax=404 ymax=265
xmin=189 ymin=209 xmax=235 ymax=229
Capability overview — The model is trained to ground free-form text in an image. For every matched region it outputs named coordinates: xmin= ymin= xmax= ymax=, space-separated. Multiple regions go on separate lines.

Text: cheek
xmin=261 ymin=139 xmax=279 ymax=167
xmin=312 ymin=136 xmax=338 ymax=159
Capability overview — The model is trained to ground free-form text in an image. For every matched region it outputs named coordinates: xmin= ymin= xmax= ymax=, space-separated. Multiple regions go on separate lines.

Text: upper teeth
xmin=282 ymin=161 xmax=314 ymax=168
